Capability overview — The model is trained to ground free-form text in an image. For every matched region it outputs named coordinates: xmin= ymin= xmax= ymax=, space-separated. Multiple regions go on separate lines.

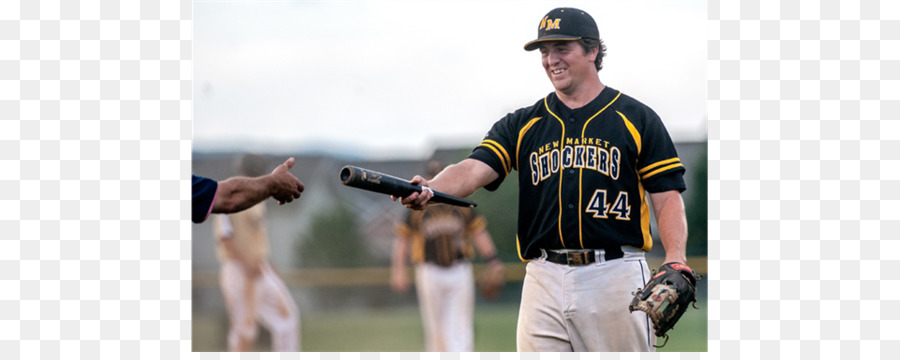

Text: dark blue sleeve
xmin=192 ymin=175 xmax=218 ymax=223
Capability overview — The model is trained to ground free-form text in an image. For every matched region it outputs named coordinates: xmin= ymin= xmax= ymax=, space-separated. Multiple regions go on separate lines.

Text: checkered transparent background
xmin=4 ymin=0 xmax=897 ymax=359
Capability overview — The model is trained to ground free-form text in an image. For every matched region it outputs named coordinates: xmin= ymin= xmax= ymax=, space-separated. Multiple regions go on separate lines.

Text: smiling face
xmin=539 ymin=40 xmax=599 ymax=96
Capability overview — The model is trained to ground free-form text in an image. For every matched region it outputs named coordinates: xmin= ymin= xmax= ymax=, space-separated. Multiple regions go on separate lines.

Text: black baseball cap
xmin=524 ymin=7 xmax=599 ymax=51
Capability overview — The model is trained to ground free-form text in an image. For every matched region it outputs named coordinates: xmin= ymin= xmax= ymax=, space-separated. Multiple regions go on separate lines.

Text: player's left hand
xmin=628 ymin=262 xmax=700 ymax=347
xmin=392 ymin=175 xmax=433 ymax=210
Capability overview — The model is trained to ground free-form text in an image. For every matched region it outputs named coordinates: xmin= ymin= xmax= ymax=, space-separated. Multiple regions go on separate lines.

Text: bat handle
xmin=429 ymin=188 xmax=477 ymax=208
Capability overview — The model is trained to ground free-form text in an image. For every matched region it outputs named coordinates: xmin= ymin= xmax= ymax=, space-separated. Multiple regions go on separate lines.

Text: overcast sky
xmin=193 ymin=0 xmax=706 ymax=159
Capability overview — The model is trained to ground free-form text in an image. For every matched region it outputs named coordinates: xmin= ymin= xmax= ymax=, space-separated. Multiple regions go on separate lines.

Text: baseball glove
xmin=628 ymin=262 xmax=700 ymax=347
xmin=477 ymin=260 xmax=505 ymax=299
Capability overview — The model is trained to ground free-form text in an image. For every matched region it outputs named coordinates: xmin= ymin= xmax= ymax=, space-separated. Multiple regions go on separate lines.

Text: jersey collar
xmin=548 ymin=86 xmax=620 ymax=118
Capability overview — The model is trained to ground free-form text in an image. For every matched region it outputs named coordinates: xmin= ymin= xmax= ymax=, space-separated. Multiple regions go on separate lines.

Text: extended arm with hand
xmin=398 ymin=159 xmax=498 ymax=210
xmin=213 ymin=157 xmax=305 ymax=214
xmin=629 ymin=190 xmax=698 ymax=346
xmin=648 ymin=190 xmax=688 ymax=265
xmin=471 ymin=226 xmax=505 ymax=299
xmin=390 ymin=232 xmax=412 ymax=293
xmin=472 ymin=229 xmax=499 ymax=263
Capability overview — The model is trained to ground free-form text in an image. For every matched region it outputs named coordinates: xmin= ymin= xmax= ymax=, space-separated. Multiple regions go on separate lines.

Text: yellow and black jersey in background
xmin=395 ymin=205 xmax=487 ymax=267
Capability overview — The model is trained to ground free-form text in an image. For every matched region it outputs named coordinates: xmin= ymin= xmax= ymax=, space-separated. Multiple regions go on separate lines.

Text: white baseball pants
xmin=516 ymin=248 xmax=654 ymax=352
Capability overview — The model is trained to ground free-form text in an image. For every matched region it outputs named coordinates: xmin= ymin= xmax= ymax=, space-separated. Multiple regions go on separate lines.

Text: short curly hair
xmin=579 ymin=37 xmax=607 ymax=72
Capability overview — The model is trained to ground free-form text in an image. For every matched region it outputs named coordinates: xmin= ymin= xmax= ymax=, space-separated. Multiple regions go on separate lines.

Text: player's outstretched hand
xmin=392 ymin=175 xmax=433 ymax=210
xmin=269 ymin=157 xmax=305 ymax=205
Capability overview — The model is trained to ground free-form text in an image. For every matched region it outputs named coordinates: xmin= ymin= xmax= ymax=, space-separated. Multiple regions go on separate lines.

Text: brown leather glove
xmin=628 ymin=262 xmax=700 ymax=347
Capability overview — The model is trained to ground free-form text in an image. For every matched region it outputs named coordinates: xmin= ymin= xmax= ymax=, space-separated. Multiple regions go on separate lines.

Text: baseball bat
xmin=339 ymin=165 xmax=477 ymax=208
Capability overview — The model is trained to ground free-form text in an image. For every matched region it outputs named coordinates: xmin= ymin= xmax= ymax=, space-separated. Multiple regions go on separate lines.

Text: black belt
xmin=542 ymin=248 xmax=624 ymax=266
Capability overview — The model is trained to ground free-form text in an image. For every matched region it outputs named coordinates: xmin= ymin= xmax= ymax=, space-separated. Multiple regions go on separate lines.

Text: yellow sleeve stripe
xmin=483 ymin=140 xmax=511 ymax=173
xmin=617 ymin=111 xmax=641 ymax=156
xmin=516 ymin=117 xmax=543 ymax=171
xmin=394 ymin=223 xmax=412 ymax=237
xmin=478 ymin=140 xmax=510 ymax=176
xmin=467 ymin=216 xmax=488 ymax=233
xmin=641 ymin=163 xmax=684 ymax=180
xmin=639 ymin=157 xmax=682 ymax=174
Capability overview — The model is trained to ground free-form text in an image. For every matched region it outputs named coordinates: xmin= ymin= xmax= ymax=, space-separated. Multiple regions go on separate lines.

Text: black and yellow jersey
xmin=395 ymin=204 xmax=487 ymax=267
xmin=468 ymin=86 xmax=685 ymax=261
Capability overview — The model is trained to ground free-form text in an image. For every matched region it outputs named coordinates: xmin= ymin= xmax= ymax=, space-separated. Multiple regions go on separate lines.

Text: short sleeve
xmin=468 ymin=112 xmax=522 ymax=191
xmin=635 ymin=110 xmax=686 ymax=193
xmin=466 ymin=215 xmax=488 ymax=235
xmin=395 ymin=210 xmax=415 ymax=237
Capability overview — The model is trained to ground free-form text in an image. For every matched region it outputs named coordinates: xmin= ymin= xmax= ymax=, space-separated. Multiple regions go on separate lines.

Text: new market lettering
xmin=529 ymin=137 xmax=621 ymax=185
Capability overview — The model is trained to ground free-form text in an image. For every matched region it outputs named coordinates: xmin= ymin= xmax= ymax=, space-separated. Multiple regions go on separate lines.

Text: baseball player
xmin=390 ymin=161 xmax=504 ymax=352
xmin=212 ymin=154 xmax=300 ymax=352
xmin=398 ymin=8 xmax=691 ymax=352
xmin=192 ymin=157 xmax=305 ymax=224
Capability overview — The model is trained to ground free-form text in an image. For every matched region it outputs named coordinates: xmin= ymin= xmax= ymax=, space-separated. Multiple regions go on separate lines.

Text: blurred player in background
xmin=391 ymin=161 xmax=505 ymax=352
xmin=213 ymin=154 xmax=300 ymax=352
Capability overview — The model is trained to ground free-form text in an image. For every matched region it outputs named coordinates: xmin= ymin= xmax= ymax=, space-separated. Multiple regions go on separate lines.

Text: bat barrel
xmin=339 ymin=166 xmax=355 ymax=184
xmin=339 ymin=165 xmax=416 ymax=197
xmin=339 ymin=165 xmax=477 ymax=208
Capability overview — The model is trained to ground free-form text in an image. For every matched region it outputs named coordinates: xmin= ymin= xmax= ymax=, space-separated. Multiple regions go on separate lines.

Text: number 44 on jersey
xmin=586 ymin=189 xmax=630 ymax=220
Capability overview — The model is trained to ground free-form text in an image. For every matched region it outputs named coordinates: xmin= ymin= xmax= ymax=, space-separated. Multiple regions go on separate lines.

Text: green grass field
xmin=194 ymin=299 xmax=707 ymax=352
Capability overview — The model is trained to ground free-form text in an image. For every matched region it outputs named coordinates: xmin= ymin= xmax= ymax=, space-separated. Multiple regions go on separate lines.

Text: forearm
xmin=472 ymin=230 xmax=499 ymax=260
xmin=651 ymin=191 xmax=688 ymax=265
xmin=212 ymin=176 xmax=272 ymax=214
xmin=429 ymin=159 xmax=498 ymax=198
xmin=389 ymin=235 xmax=412 ymax=292
xmin=399 ymin=159 xmax=497 ymax=210
xmin=391 ymin=236 xmax=410 ymax=270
